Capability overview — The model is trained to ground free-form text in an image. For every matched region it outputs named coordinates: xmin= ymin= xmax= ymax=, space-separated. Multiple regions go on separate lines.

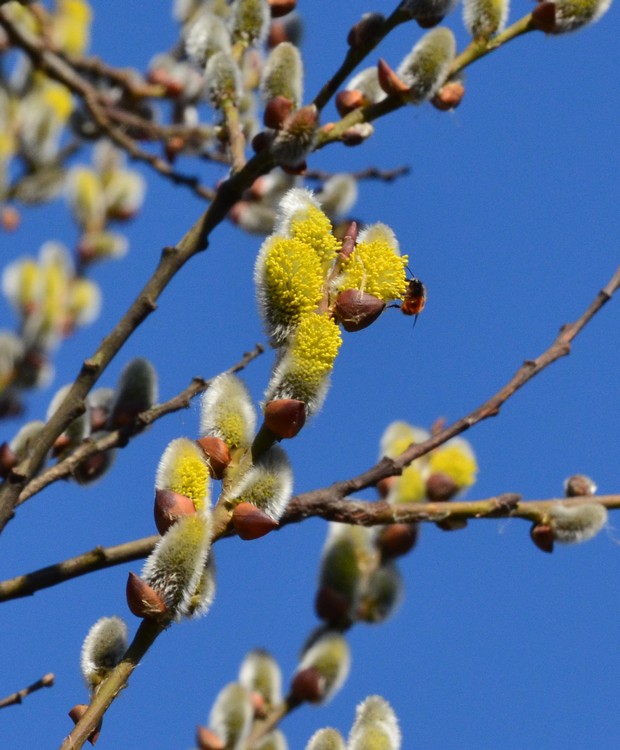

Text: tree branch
xmin=289 ymin=265 xmax=620 ymax=507
xmin=0 ymin=673 xmax=55 ymax=709
xmin=15 ymin=344 xmax=264 ymax=506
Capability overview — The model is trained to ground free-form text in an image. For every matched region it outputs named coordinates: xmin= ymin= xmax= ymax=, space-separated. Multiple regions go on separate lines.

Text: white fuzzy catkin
xmin=548 ymin=503 xmax=608 ymax=544
xmin=200 ymin=373 xmax=257 ymax=449
xmin=227 ymin=446 xmax=293 ymax=521
xmin=305 ymin=728 xmax=346 ymax=750
xmin=208 ymin=683 xmax=254 ymax=750
xmin=349 ymin=696 xmax=401 ymax=750
xmin=80 ymin=616 xmax=128 ymax=690
xmin=463 ymin=0 xmax=510 ymax=38
xmin=551 ymin=0 xmax=612 ymax=33
xmin=296 ymin=630 xmax=351 ymax=703
xmin=239 ymin=649 xmax=283 ymax=705
xmin=142 ymin=512 xmax=212 ymax=619
xmin=261 ymin=42 xmax=304 ymax=106
xmin=397 ymin=27 xmax=456 ymax=104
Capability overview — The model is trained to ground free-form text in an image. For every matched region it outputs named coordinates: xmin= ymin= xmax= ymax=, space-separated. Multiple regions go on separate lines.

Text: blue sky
xmin=1 ymin=1 xmax=619 ymax=749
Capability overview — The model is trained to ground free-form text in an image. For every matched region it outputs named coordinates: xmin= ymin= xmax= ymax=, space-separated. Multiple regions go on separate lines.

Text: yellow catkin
xmin=340 ymin=240 xmax=408 ymax=302
xmin=429 ymin=442 xmax=478 ymax=489
xmin=289 ymin=205 xmax=340 ymax=267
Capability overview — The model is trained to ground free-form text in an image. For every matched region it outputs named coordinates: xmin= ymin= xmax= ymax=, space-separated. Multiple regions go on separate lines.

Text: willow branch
xmin=315 ymin=13 xmax=537 ymax=150
xmin=0 ymin=673 xmax=55 ymax=709
xmin=312 ymin=6 xmax=412 ymax=112
xmin=287 ymin=265 xmax=620 ymax=507
xmin=245 ymin=695 xmax=300 ymax=749
xmin=0 ymin=10 xmax=217 ymax=201
xmin=59 ymin=620 xmax=164 ymax=750
xmin=0 ymin=140 xmax=274 ymax=533
xmin=15 ymin=344 xmax=264 ymax=506
xmin=304 ymin=165 xmax=410 ymax=183
xmin=4 ymin=492 xmax=619 ymax=605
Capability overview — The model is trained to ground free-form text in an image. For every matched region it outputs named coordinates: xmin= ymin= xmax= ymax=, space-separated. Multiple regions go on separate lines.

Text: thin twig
xmin=15 ymin=344 xmax=264 ymax=506
xmin=2 ymin=491 xmax=619 ymax=604
xmin=0 ymin=537 xmax=158 ymax=602
xmin=0 ymin=673 xmax=55 ymax=709
xmin=315 ymin=13 xmax=537 ymax=150
xmin=304 ymin=165 xmax=410 ymax=183
xmin=285 ymin=265 xmax=620 ymax=510
xmin=0 ymin=11 xmax=217 ymax=201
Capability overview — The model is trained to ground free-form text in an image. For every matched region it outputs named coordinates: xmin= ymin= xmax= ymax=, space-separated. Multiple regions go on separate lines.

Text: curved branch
xmin=289 ymin=265 xmax=620 ymax=507
xmin=15 ymin=344 xmax=264 ymax=506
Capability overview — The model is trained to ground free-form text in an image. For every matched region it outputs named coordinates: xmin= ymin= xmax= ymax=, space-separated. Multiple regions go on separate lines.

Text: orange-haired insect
xmin=401 ymin=277 xmax=426 ymax=318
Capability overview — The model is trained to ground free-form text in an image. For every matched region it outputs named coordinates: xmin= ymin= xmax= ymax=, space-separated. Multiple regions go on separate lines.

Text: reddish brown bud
xmin=164 ymin=136 xmax=186 ymax=163
xmin=332 ymin=289 xmax=385 ymax=332
xmin=530 ymin=523 xmax=554 ymax=553
xmin=73 ymin=451 xmax=110 ymax=485
xmin=52 ymin=433 xmax=72 ymax=458
xmin=376 ymin=476 xmax=397 ymax=499
xmin=263 ymin=96 xmax=295 ymax=129
xmin=290 ymin=666 xmax=324 ymax=704
xmin=0 ymin=205 xmax=21 ymax=232
xmin=426 ymin=471 xmax=459 ymax=502
xmin=0 ymin=442 xmax=17 ymax=479
xmin=347 ymin=12 xmax=385 ymax=48
xmin=264 ymin=399 xmax=306 ymax=439
xmin=154 ymin=488 xmax=197 ymax=534
xmin=232 ymin=502 xmax=279 ymax=540
xmin=126 ymin=572 xmax=167 ymax=619
xmin=196 ymin=726 xmax=225 ymax=750
xmin=281 ymin=160 xmax=307 ymax=175
xmin=89 ymin=406 xmax=109 ymax=432
xmin=268 ymin=21 xmax=288 ymax=47
xmin=530 ymin=1 xmax=557 ymax=32
xmin=435 ymin=518 xmax=468 ymax=531
xmin=196 ymin=436 xmax=232 ymax=480
xmin=432 ymin=81 xmax=465 ymax=111
xmin=376 ymin=523 xmax=419 ymax=559
xmin=335 ymin=89 xmax=366 ymax=117
xmin=417 ymin=15 xmax=444 ymax=28
xmin=564 ymin=474 xmax=597 ymax=498
xmin=252 ymin=131 xmax=272 ymax=154
xmin=315 ymin=585 xmax=352 ymax=626
xmin=68 ymin=705 xmax=102 ymax=746
xmin=268 ymin=0 xmax=297 ymax=18
xmin=377 ymin=58 xmax=410 ymax=98
xmin=341 ymin=221 xmax=358 ymax=250
xmin=250 ymin=691 xmax=268 ymax=718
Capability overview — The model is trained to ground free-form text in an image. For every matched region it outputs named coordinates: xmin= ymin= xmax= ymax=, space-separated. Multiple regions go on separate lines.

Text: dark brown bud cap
xmin=335 ymin=89 xmax=366 ymax=117
xmin=315 ymin=585 xmax=352 ymax=627
xmin=268 ymin=0 xmax=297 ymax=17
xmin=417 ymin=15 xmax=444 ymax=28
xmin=154 ymin=488 xmax=197 ymax=534
xmin=530 ymin=523 xmax=554 ymax=553
xmin=290 ymin=666 xmax=324 ymax=703
xmin=68 ymin=705 xmax=102 ymax=745
xmin=376 ymin=475 xmax=397 ymax=499
xmin=264 ymin=398 xmax=306 ymax=439
xmin=126 ymin=572 xmax=168 ymax=619
xmin=377 ymin=58 xmax=410 ymax=98
xmin=432 ymin=81 xmax=465 ymax=111
xmin=0 ymin=442 xmax=17 ymax=479
xmin=333 ymin=289 xmax=386 ymax=332
xmin=347 ymin=13 xmax=385 ymax=48
xmin=196 ymin=726 xmax=225 ymax=750
xmin=564 ymin=474 xmax=597 ymax=498
xmin=435 ymin=517 xmax=468 ymax=531
xmin=530 ymin=2 xmax=557 ymax=32
xmin=376 ymin=523 xmax=419 ymax=559
xmin=196 ymin=436 xmax=232 ymax=479
xmin=264 ymin=96 xmax=295 ymax=129
xmin=426 ymin=471 xmax=459 ymax=502
xmin=232 ymin=502 xmax=279 ymax=540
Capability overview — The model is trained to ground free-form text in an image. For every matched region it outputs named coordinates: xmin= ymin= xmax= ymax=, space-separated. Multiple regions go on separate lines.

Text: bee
xmin=401 ymin=277 xmax=426 ymax=318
